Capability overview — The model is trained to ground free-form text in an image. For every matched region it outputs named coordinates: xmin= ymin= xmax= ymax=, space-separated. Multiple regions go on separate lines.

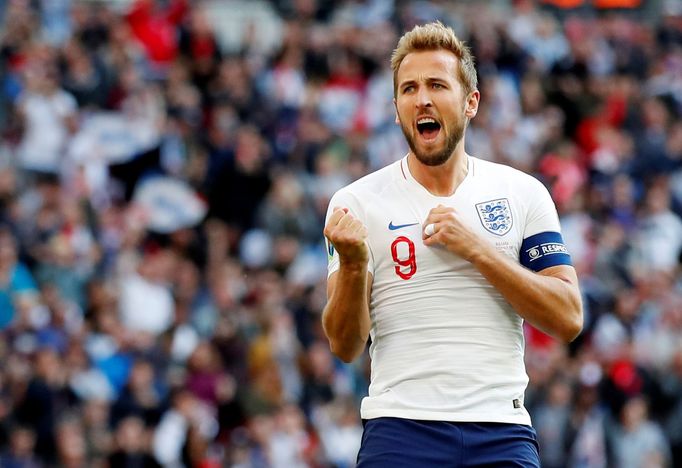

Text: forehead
xmin=397 ymin=49 xmax=459 ymax=83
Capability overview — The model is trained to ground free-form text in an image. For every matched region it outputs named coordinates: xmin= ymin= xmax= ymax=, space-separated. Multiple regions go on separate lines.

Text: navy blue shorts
xmin=356 ymin=418 xmax=540 ymax=467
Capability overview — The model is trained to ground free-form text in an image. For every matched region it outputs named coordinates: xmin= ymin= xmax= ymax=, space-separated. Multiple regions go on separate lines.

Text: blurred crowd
xmin=0 ymin=0 xmax=680 ymax=467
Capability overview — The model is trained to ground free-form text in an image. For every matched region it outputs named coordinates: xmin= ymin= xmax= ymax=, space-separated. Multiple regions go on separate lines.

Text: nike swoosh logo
xmin=388 ymin=221 xmax=419 ymax=230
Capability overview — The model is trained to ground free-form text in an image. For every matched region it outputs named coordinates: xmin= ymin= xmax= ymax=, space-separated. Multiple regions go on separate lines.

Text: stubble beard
xmin=400 ymin=118 xmax=466 ymax=167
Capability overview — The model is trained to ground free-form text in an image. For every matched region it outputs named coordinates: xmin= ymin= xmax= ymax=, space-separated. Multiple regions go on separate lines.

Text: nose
xmin=416 ymin=86 xmax=432 ymax=109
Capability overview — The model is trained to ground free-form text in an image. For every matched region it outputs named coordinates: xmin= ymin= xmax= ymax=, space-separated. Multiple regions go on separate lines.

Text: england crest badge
xmin=475 ymin=198 xmax=513 ymax=236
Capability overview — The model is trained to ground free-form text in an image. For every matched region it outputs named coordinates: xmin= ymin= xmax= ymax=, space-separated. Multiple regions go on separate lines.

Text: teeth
xmin=417 ymin=118 xmax=436 ymax=125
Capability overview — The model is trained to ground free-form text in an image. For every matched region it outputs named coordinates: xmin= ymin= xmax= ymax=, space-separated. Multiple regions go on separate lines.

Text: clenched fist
xmin=324 ymin=207 xmax=369 ymax=265
xmin=423 ymin=204 xmax=486 ymax=262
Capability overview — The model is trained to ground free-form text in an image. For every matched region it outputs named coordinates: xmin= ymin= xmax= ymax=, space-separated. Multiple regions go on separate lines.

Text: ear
xmin=394 ymin=98 xmax=400 ymax=125
xmin=465 ymin=90 xmax=480 ymax=118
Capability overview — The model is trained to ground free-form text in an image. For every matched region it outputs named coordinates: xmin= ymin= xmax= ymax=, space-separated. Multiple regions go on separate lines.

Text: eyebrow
xmin=399 ymin=80 xmax=417 ymax=90
xmin=399 ymin=77 xmax=448 ymax=90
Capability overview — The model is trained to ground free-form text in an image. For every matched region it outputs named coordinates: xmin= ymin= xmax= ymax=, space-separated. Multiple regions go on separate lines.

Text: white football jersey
xmin=325 ymin=156 xmax=571 ymax=425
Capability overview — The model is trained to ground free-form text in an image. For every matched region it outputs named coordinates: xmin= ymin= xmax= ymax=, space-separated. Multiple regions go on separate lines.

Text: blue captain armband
xmin=520 ymin=231 xmax=572 ymax=272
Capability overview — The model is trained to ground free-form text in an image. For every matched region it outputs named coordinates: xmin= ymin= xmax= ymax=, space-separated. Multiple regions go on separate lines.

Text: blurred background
xmin=0 ymin=0 xmax=680 ymax=467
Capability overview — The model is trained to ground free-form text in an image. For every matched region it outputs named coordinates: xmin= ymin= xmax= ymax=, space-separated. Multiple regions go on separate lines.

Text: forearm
xmin=470 ymin=245 xmax=583 ymax=342
xmin=322 ymin=264 xmax=371 ymax=363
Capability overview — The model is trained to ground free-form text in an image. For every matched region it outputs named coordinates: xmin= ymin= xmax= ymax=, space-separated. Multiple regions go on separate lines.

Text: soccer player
xmin=322 ymin=22 xmax=583 ymax=467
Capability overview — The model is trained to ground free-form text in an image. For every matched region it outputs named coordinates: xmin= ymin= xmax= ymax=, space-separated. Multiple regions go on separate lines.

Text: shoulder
xmin=472 ymin=157 xmax=539 ymax=183
xmin=12 ymin=263 xmax=37 ymax=289
xmin=472 ymin=157 xmax=548 ymax=195
xmin=55 ymin=90 xmax=78 ymax=108
xmin=331 ymin=161 xmax=400 ymax=202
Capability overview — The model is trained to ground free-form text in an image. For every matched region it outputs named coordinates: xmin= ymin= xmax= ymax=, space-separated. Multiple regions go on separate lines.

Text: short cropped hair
xmin=391 ymin=21 xmax=478 ymax=97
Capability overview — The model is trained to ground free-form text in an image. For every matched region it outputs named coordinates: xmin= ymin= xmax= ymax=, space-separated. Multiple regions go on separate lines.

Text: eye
xmin=432 ymin=82 xmax=444 ymax=89
xmin=402 ymin=85 xmax=414 ymax=93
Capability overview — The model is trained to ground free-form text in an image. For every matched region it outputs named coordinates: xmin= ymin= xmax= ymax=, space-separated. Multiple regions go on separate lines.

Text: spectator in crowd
xmin=0 ymin=425 xmax=42 ymax=468
xmin=108 ymin=416 xmax=160 ymax=468
xmin=611 ymin=396 xmax=671 ymax=468
xmin=0 ymin=227 xmax=38 ymax=328
xmin=0 ymin=0 xmax=679 ymax=466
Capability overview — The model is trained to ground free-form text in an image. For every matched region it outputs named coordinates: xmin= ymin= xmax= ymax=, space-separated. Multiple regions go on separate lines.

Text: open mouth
xmin=416 ymin=117 xmax=441 ymax=140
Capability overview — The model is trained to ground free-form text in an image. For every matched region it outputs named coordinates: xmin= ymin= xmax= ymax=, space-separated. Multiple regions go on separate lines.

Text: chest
xmin=365 ymin=186 xmax=525 ymax=283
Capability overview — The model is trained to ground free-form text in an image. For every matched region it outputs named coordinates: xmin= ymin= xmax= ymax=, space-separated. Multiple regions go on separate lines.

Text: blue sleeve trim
xmin=520 ymin=231 xmax=572 ymax=272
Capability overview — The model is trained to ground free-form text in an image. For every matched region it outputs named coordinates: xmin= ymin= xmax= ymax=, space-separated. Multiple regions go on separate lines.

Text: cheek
xmin=396 ymin=107 xmax=412 ymax=129
xmin=396 ymin=102 xmax=409 ymax=119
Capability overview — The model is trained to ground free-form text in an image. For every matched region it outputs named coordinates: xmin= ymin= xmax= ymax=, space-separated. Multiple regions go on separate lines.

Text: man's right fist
xmin=324 ymin=207 xmax=369 ymax=265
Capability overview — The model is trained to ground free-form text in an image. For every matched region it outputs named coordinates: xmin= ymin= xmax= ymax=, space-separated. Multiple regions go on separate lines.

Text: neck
xmin=407 ymin=145 xmax=469 ymax=197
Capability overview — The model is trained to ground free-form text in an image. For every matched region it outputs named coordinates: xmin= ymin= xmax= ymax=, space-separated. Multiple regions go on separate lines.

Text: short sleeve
xmin=519 ymin=178 xmax=572 ymax=271
xmin=523 ymin=178 xmax=562 ymax=238
xmin=324 ymin=189 xmax=374 ymax=277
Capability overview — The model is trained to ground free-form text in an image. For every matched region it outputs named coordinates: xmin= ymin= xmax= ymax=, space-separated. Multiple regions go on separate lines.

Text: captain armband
xmin=519 ymin=232 xmax=572 ymax=272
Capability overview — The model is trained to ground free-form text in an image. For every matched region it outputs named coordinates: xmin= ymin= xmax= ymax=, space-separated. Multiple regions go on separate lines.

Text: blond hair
xmin=391 ymin=21 xmax=477 ymax=97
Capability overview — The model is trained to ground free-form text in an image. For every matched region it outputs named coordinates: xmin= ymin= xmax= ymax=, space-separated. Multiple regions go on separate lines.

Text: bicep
xmin=537 ymin=264 xmax=578 ymax=283
xmin=537 ymin=264 xmax=580 ymax=302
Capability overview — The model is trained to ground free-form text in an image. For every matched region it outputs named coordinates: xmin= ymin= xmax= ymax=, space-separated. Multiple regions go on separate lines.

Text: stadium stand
xmin=0 ymin=0 xmax=680 ymax=466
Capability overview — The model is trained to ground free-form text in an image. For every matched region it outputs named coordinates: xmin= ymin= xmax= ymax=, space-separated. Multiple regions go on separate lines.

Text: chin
xmin=413 ymin=138 xmax=456 ymax=166
xmin=402 ymin=123 xmax=464 ymax=167
xmin=415 ymin=149 xmax=452 ymax=167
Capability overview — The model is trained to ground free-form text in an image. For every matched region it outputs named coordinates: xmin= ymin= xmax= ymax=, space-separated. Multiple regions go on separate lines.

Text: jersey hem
xmin=360 ymin=408 xmax=532 ymax=426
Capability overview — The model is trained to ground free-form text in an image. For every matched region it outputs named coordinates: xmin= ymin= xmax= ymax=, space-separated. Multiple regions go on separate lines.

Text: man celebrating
xmin=323 ymin=22 xmax=582 ymax=467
